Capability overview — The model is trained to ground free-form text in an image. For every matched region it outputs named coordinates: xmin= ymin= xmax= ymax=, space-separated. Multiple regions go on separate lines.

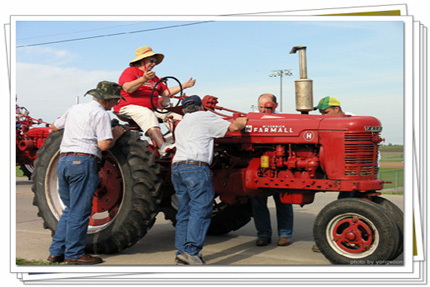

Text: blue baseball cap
xmin=182 ymin=95 xmax=202 ymax=108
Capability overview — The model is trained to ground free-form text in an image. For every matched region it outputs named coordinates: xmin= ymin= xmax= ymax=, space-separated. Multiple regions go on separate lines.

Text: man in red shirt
xmin=115 ymin=46 xmax=196 ymax=157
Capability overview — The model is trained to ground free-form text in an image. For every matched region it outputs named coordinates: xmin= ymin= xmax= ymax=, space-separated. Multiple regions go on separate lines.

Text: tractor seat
xmin=113 ymin=112 xmax=163 ymax=128
xmin=114 ymin=112 xmax=134 ymax=123
xmin=113 ymin=112 xmax=140 ymax=129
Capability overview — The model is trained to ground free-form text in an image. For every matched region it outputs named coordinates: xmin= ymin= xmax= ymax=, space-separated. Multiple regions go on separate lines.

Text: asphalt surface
xmin=15 ymin=177 xmax=404 ymax=266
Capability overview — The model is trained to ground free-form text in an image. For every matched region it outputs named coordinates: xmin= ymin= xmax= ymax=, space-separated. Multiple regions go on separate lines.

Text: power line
xmin=17 ymin=22 xmax=154 ymax=41
xmin=16 ymin=21 xmax=213 ymax=48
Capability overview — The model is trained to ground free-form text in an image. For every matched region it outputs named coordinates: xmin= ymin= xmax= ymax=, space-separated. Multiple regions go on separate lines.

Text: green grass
xmin=379 ymin=145 xmax=404 ymax=161
xmin=378 ymin=142 xmax=404 ymax=193
xmin=380 ymin=152 xmax=403 ymax=161
xmin=378 ymin=168 xmax=404 ymax=189
xmin=16 ymin=166 xmax=24 ymax=177
xmin=16 ymin=258 xmax=60 ymax=265
xmin=379 ymin=145 xmax=404 ymax=152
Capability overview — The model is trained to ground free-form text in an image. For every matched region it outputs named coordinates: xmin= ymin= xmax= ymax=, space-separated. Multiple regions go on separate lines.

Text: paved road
xmin=15 ymin=177 xmax=404 ymax=266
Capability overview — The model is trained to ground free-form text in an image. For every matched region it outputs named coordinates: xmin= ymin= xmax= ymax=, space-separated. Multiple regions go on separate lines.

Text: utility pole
xmin=269 ymin=69 xmax=293 ymax=112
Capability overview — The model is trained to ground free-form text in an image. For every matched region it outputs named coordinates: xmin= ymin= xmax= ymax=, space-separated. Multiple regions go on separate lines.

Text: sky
xmin=13 ymin=16 xmax=405 ymax=144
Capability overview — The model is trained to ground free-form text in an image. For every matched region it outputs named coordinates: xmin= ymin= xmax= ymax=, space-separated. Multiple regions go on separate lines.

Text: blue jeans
xmin=171 ymin=164 xmax=215 ymax=256
xmin=251 ymin=194 xmax=294 ymax=238
xmin=49 ymin=155 xmax=99 ymax=259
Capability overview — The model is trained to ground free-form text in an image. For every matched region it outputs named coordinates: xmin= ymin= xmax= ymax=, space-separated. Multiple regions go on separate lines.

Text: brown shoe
xmin=47 ymin=254 xmax=64 ymax=263
xmin=277 ymin=237 xmax=292 ymax=246
xmin=256 ymin=237 xmax=271 ymax=246
xmin=312 ymin=244 xmax=321 ymax=253
xmin=65 ymin=254 xmax=103 ymax=265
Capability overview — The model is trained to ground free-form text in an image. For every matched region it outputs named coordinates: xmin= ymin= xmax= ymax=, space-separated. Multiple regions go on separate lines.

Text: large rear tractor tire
xmin=313 ymin=198 xmax=400 ymax=264
xmin=162 ymin=196 xmax=252 ymax=236
xmin=32 ymin=129 xmax=162 ymax=254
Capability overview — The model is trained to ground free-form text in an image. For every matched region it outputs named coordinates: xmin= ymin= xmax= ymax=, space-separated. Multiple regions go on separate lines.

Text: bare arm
xmin=122 ymin=71 xmax=155 ymax=94
xmin=163 ymin=77 xmax=196 ymax=96
xmin=50 ymin=124 xmax=60 ymax=132
xmin=228 ymin=117 xmax=248 ymax=132
xmin=97 ymin=126 xmax=126 ymax=151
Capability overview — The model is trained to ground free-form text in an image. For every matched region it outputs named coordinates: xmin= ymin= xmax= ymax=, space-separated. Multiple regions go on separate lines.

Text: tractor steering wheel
xmin=150 ymin=76 xmax=183 ymax=114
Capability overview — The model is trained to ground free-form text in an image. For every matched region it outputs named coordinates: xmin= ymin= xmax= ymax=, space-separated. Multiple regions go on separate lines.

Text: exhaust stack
xmin=290 ymin=46 xmax=313 ymax=113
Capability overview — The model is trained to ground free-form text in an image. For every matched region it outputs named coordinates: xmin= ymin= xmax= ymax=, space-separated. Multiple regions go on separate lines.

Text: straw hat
xmin=129 ymin=46 xmax=164 ymax=66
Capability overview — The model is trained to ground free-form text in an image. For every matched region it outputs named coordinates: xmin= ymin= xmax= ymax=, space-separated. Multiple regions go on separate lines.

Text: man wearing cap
xmin=171 ymin=95 xmax=247 ymax=265
xmin=314 ymin=96 xmax=353 ymax=116
xmin=47 ymin=81 xmax=126 ymax=265
xmin=114 ymin=46 xmax=196 ymax=157
xmin=251 ymin=93 xmax=294 ymax=247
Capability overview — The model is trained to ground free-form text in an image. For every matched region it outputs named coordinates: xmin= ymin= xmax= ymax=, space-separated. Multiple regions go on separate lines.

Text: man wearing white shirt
xmin=172 ymin=95 xmax=247 ymax=265
xmin=47 ymin=81 xmax=125 ymax=264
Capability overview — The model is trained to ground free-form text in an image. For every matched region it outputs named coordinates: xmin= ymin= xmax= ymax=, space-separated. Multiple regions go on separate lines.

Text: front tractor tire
xmin=32 ymin=129 xmax=162 ymax=254
xmin=371 ymin=196 xmax=404 ymax=260
xmin=313 ymin=198 xmax=400 ymax=264
xmin=19 ymin=163 xmax=34 ymax=180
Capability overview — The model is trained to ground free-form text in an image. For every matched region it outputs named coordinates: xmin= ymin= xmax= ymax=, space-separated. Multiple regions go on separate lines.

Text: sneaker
xmin=175 ymin=252 xmax=205 ymax=265
xmin=195 ymin=253 xmax=205 ymax=264
xmin=159 ymin=142 xmax=175 ymax=157
xmin=164 ymin=133 xmax=174 ymax=144
xmin=175 ymin=254 xmax=205 ymax=265
xmin=175 ymin=257 xmax=186 ymax=265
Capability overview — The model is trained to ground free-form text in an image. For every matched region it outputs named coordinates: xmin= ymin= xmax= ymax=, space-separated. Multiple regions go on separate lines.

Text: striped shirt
xmin=54 ymin=101 xmax=113 ymax=158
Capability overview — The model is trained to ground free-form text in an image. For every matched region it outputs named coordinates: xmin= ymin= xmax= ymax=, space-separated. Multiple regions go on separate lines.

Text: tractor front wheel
xmin=371 ymin=196 xmax=404 ymax=260
xmin=20 ymin=163 xmax=34 ymax=180
xmin=313 ymin=198 xmax=400 ymax=264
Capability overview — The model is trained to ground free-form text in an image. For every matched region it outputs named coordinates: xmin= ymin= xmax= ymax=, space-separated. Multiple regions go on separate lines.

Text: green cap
xmin=85 ymin=81 xmax=125 ymax=101
xmin=314 ymin=96 xmax=340 ymax=110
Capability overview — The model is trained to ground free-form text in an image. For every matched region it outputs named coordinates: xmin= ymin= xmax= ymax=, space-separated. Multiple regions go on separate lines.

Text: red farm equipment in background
xmin=16 ymin=106 xmax=51 ymax=179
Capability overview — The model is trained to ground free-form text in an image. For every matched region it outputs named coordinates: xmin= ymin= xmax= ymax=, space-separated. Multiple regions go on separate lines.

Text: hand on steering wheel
xmin=150 ymin=76 xmax=183 ymax=114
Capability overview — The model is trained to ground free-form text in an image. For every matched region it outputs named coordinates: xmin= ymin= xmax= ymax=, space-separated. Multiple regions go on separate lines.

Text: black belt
xmin=60 ymin=152 xmax=98 ymax=159
xmin=172 ymin=160 xmax=209 ymax=167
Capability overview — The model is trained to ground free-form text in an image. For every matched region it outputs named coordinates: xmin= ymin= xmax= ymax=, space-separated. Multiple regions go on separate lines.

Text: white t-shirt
xmin=173 ymin=111 xmax=231 ymax=164
xmin=54 ymin=101 xmax=113 ymax=158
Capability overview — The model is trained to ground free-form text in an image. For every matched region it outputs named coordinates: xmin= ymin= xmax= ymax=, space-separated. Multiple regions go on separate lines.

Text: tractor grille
xmin=344 ymin=132 xmax=377 ymax=176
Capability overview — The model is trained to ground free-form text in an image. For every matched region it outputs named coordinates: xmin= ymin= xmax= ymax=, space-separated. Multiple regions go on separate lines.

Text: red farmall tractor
xmin=31 ymin=47 xmax=403 ymax=264
xmin=16 ymin=105 xmax=51 ymax=179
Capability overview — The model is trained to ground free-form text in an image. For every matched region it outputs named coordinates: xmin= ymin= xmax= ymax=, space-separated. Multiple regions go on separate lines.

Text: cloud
xmin=16 ymin=46 xmax=77 ymax=66
xmin=16 ymin=62 xmax=121 ymax=123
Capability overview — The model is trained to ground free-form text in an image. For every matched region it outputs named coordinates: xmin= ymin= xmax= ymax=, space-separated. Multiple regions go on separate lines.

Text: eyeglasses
xmin=148 ymin=59 xmax=157 ymax=64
